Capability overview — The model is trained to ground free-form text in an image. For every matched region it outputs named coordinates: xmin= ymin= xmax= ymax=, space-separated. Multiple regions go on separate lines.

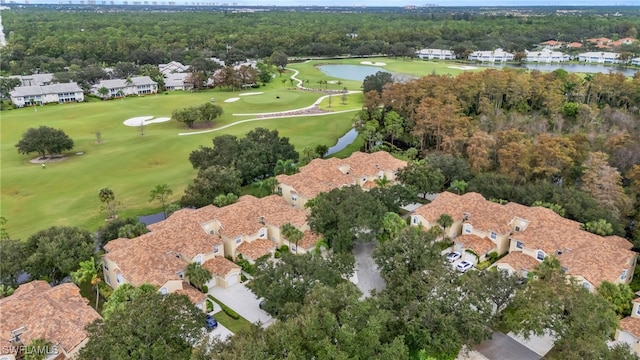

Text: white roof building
xmin=468 ymin=48 xmax=514 ymax=63
xmin=415 ymin=48 xmax=455 ymax=60
xmin=159 ymin=61 xmax=189 ymax=76
xmin=91 ymin=76 xmax=158 ymax=98
xmin=10 ymin=82 xmax=84 ymax=107
xmin=164 ymin=72 xmax=192 ymax=91
xmin=577 ymin=52 xmax=622 ymax=64
xmin=631 ymin=57 xmax=640 ymax=66
xmin=8 ymin=73 xmax=54 ymax=87
xmin=525 ymin=49 xmax=570 ymax=63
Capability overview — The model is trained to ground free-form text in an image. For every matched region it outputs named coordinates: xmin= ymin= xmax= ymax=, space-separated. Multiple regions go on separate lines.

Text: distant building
xmin=159 ymin=61 xmax=189 ymax=76
xmin=91 ymin=76 xmax=158 ymax=98
xmin=631 ymin=57 xmax=640 ymax=66
xmin=8 ymin=73 xmax=54 ymax=87
xmin=577 ymin=51 xmax=622 ymax=64
xmin=164 ymin=72 xmax=193 ymax=91
xmin=468 ymin=48 xmax=514 ymax=62
xmin=415 ymin=48 xmax=455 ymax=60
xmin=566 ymin=42 xmax=583 ymax=49
xmin=539 ymin=40 xmax=564 ymax=49
xmin=10 ymin=82 xmax=84 ymax=107
xmin=611 ymin=37 xmax=638 ymax=47
xmin=525 ymin=49 xmax=570 ymax=63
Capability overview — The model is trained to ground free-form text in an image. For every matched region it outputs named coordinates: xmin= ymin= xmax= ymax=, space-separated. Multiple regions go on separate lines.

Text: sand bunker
xmin=239 ymin=92 xmax=264 ymax=96
xmin=123 ymin=116 xmax=171 ymax=127
xmin=360 ymin=61 xmax=387 ymax=66
xmin=447 ymin=65 xmax=478 ymax=70
xmin=225 ymin=97 xmax=240 ymax=103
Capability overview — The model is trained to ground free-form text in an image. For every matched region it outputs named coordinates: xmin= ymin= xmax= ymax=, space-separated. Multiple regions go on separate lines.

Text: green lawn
xmin=211 ymin=307 xmax=253 ymax=334
xmin=1 ymin=86 xmax=359 ymax=239
xmin=3 ymin=58 xmax=466 ymax=239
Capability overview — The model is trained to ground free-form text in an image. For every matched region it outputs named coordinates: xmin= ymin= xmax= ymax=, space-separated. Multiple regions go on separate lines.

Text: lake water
xmin=325 ymin=127 xmax=359 ymax=157
xmin=318 ymin=64 xmax=391 ymax=81
xmin=488 ymin=63 xmax=638 ymax=77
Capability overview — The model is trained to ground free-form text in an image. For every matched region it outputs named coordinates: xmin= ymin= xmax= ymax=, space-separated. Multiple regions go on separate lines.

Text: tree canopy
xmin=15 ymin=126 xmax=74 ymax=159
xmin=80 ymin=289 xmax=205 ymax=360
xmin=24 ymin=226 xmax=95 ymax=284
xmin=188 ymin=128 xmax=298 ymax=185
xmin=180 ymin=165 xmax=242 ymax=208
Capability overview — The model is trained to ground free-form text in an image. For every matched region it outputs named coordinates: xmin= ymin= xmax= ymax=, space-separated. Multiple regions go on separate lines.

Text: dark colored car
xmin=206 ymin=314 xmax=218 ymax=330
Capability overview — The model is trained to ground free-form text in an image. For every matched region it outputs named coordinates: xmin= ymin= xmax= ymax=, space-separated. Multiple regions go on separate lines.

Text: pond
xmin=317 ymin=64 xmax=391 ymax=81
xmin=325 ymin=127 xmax=359 ymax=157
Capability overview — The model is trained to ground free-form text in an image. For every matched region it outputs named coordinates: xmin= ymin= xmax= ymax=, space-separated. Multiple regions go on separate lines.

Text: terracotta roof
xmin=566 ymin=42 xmax=583 ymax=48
xmin=103 ymin=237 xmax=131 ymax=253
xmin=414 ymin=192 xmax=514 ymax=233
xmin=541 ymin=40 xmax=562 ymax=45
xmin=495 ymin=252 xmax=540 ymax=272
xmin=104 ymin=237 xmax=186 ymax=287
xmin=455 ymin=234 xmax=496 ymax=255
xmin=620 ymin=317 xmax=640 ymax=338
xmin=297 ymin=231 xmax=322 ymax=250
xmin=202 ymin=257 xmax=241 ymax=277
xmin=415 ymin=192 xmax=637 ymax=287
xmin=276 ymin=151 xmax=406 ymax=199
xmin=0 ymin=281 xmax=101 ymax=355
xmin=237 ymin=239 xmax=276 ymax=261
xmin=175 ymin=282 xmax=207 ymax=305
xmin=607 ymin=235 xmax=634 ymax=250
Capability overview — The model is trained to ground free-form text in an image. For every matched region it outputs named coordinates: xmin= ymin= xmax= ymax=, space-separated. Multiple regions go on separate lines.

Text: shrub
xmin=240 ymin=274 xmax=247 ymax=282
xmin=476 ymin=261 xmax=491 ymax=271
xmin=208 ymin=295 xmax=240 ymax=319
xmin=206 ymin=300 xmax=214 ymax=312
xmin=202 ymin=285 xmax=208 ymax=293
xmin=274 ymin=250 xmax=281 ymax=259
xmin=280 ymin=245 xmax=289 ymax=252
xmin=487 ymin=252 xmax=499 ymax=262
xmin=434 ymin=240 xmax=454 ymax=252
xmin=98 ymin=282 xmax=113 ymax=300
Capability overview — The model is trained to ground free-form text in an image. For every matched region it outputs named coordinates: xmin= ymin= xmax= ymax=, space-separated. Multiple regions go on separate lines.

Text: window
xmin=582 ymin=282 xmax=591 ymax=290
xmin=463 ymin=223 xmax=472 ymax=234
xmin=621 ymin=270 xmax=628 ymax=280
xmin=117 ymin=274 xmax=123 ymax=284
xmin=489 ymin=232 xmax=497 ymax=240
xmin=412 ymin=217 xmax=418 ymax=224
xmin=362 ymin=177 xmax=367 ymax=183
xmin=636 ymin=305 xmax=640 ymax=316
xmin=235 ymin=237 xmax=242 ymax=244
xmin=291 ymin=194 xmax=298 ymax=202
xmin=291 ymin=245 xmax=297 ymax=252
xmin=105 ymin=275 xmax=111 ymax=285
xmin=516 ymin=241 xmax=523 ymax=249
xmin=104 ymin=263 xmax=109 ymax=271
xmin=160 ymin=287 xmax=168 ymax=295
xmin=195 ymin=255 xmax=202 ymax=264
xmin=178 ymin=271 xmax=184 ymax=279
xmin=514 ymin=225 xmax=521 ymax=232
xmin=259 ymin=229 xmax=266 ymax=238
xmin=536 ymin=251 xmax=545 ymax=261
xmin=214 ymin=245 xmax=219 ymax=254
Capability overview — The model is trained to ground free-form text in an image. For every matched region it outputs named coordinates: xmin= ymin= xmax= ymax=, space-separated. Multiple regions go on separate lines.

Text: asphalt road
xmin=353 ymin=241 xmax=386 ymax=298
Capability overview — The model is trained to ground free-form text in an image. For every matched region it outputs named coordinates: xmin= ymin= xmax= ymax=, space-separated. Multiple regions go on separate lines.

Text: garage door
xmin=227 ymin=274 xmax=239 ymax=287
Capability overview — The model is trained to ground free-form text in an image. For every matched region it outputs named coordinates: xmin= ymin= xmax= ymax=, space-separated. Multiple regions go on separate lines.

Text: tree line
xmin=1 ymin=8 xmax=638 ymax=75
xmin=356 ymin=70 xmax=640 ymax=242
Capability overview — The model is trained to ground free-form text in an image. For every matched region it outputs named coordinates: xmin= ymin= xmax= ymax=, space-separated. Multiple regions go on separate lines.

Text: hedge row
xmin=208 ymin=295 xmax=240 ymax=320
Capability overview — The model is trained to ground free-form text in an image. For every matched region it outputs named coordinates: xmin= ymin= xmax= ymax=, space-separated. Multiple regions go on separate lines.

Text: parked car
xmin=206 ymin=314 xmax=218 ymax=330
xmin=456 ymin=260 xmax=473 ymax=273
xmin=446 ymin=252 xmax=462 ymax=262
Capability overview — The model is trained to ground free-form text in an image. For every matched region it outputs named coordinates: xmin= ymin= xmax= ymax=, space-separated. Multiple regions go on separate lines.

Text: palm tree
xmin=185 ymin=262 xmax=212 ymax=291
xmin=449 ymin=180 xmax=468 ymax=195
xmin=98 ymin=187 xmax=117 ymax=219
xmin=374 ymin=174 xmax=391 ymax=188
xmin=281 ymin=223 xmax=304 ymax=254
xmin=252 ymin=177 xmax=278 ymax=197
xmin=437 ymin=213 xmax=454 ymax=238
xmin=274 ymin=159 xmax=297 ymax=176
xmin=149 ymin=184 xmax=173 ymax=219
xmin=71 ymin=257 xmax=102 ymax=310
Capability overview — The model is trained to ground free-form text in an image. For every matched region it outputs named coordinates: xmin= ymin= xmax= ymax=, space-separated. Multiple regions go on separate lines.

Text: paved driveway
xmin=208 ymin=322 xmax=233 ymax=341
xmin=209 ymin=284 xmax=274 ymax=328
xmin=353 ymin=241 xmax=386 ymax=298
xmin=474 ymin=332 xmax=541 ymax=360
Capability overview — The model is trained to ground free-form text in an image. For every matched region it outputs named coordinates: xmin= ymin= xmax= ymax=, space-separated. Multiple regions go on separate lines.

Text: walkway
xmin=179 ymin=67 xmax=361 ymax=136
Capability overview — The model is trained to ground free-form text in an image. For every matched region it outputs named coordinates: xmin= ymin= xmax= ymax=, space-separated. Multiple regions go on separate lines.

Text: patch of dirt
xmin=256 ymin=105 xmax=329 ymax=119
